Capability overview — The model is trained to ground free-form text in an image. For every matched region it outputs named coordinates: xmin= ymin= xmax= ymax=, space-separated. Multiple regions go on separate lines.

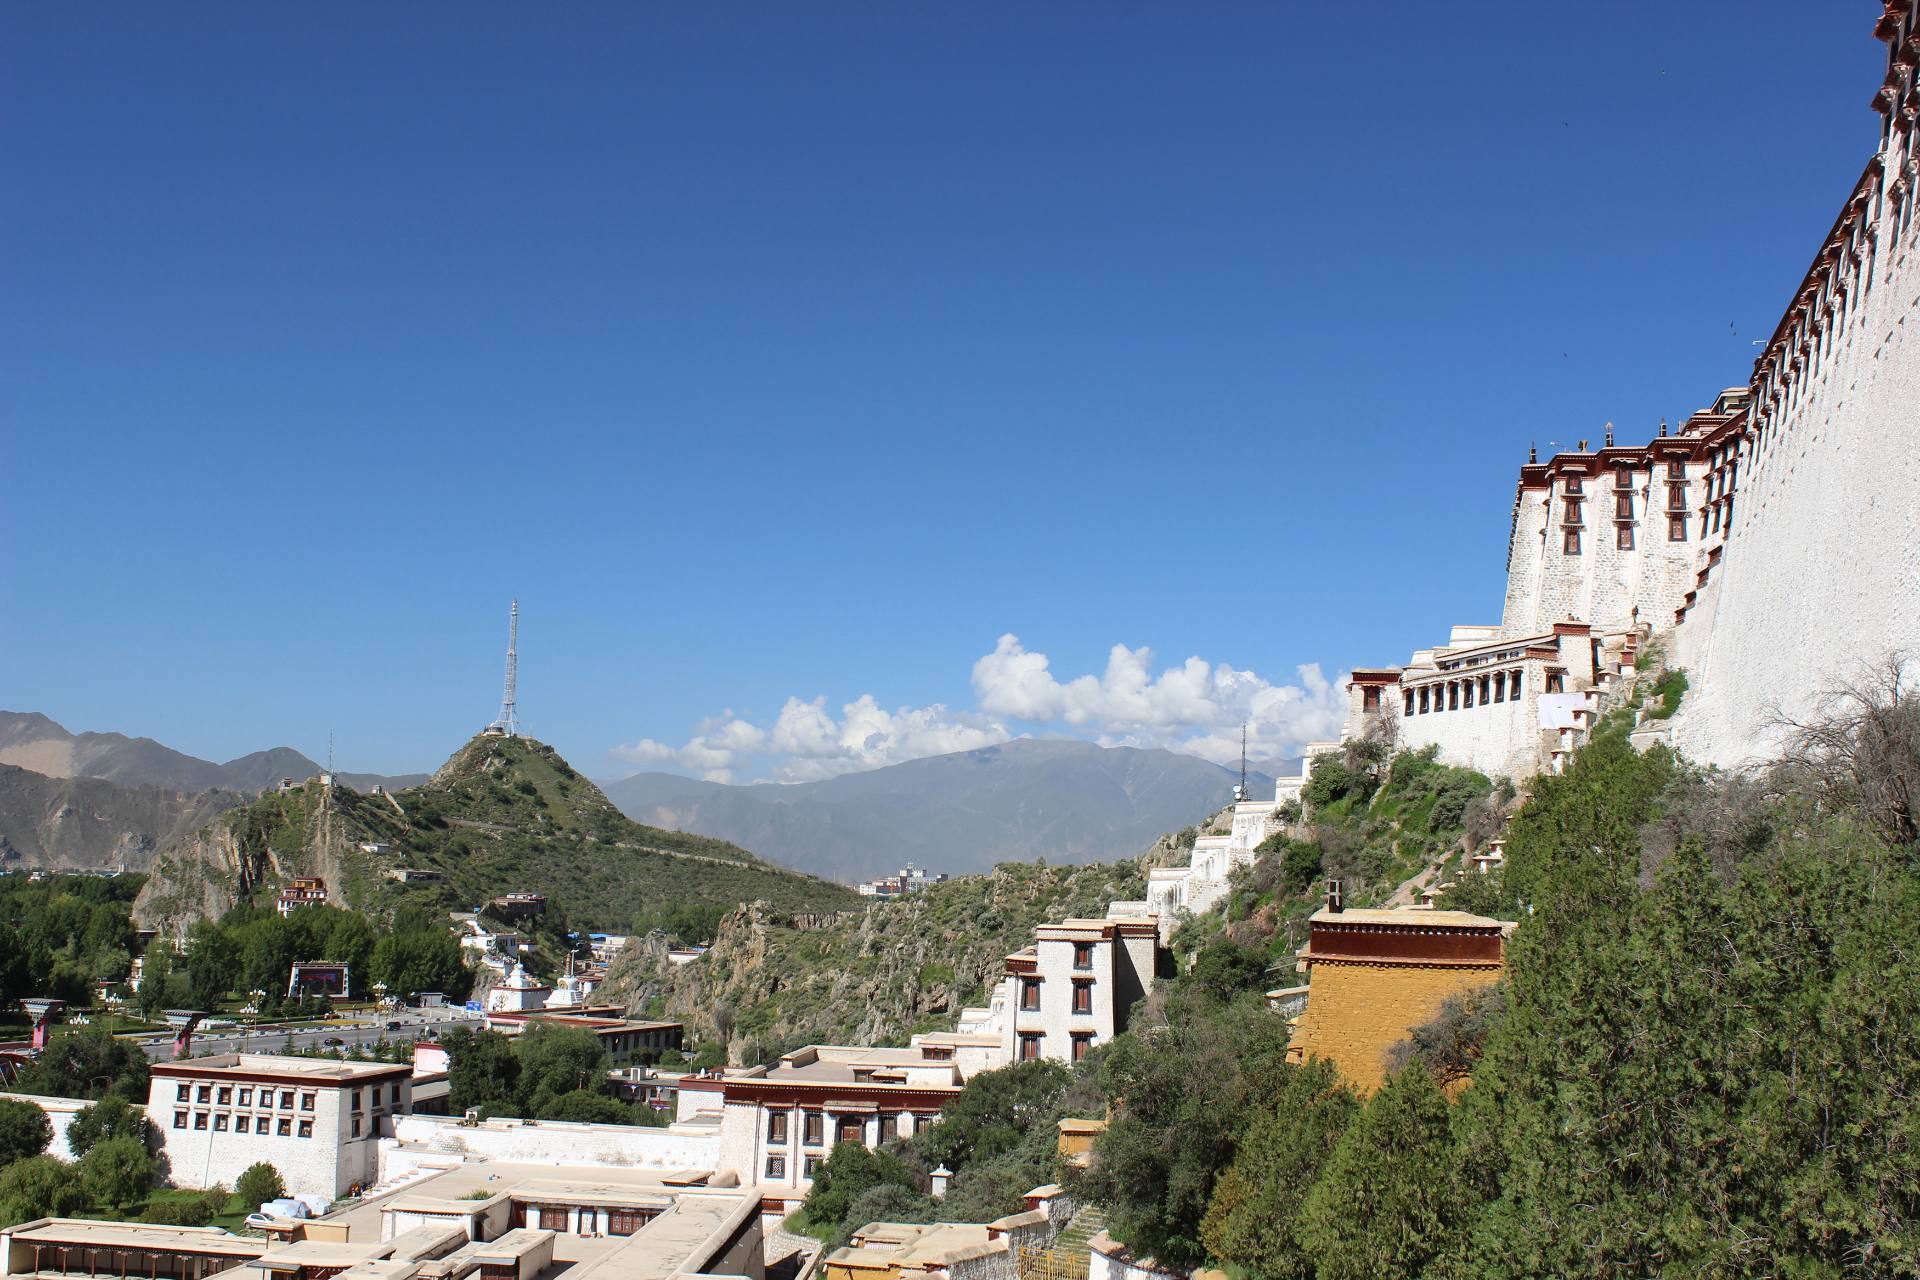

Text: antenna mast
xmin=1235 ymin=724 xmax=1248 ymax=802
xmin=493 ymin=599 xmax=520 ymax=737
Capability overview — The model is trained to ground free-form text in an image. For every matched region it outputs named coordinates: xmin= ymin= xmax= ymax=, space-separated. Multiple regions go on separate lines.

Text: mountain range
xmin=0 ymin=711 xmax=426 ymax=795
xmin=603 ymin=737 xmax=1281 ymax=881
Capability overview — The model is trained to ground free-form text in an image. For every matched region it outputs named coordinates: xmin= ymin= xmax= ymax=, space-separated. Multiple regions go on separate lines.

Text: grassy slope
xmin=146 ymin=734 xmax=856 ymax=931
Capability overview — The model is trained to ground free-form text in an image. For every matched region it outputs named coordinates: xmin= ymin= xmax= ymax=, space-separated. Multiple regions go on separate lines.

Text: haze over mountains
xmin=0 ymin=711 xmax=426 ymax=795
xmin=604 ymin=738 xmax=1281 ymax=881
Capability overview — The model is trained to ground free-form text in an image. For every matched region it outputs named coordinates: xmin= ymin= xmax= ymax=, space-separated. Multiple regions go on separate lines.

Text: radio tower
xmin=491 ymin=599 xmax=520 ymax=737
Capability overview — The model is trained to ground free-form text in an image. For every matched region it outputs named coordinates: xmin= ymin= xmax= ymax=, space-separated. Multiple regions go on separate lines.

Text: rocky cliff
xmin=597 ymin=857 xmax=1148 ymax=1059
xmin=0 ymin=764 xmax=247 ymax=871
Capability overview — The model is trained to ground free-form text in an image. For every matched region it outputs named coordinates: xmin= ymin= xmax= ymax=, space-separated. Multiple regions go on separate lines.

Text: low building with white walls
xmin=486 ymin=961 xmax=551 ymax=1013
xmin=677 ymin=1046 xmax=967 ymax=1211
xmin=148 ymin=1054 xmax=413 ymax=1200
xmin=990 ymin=914 xmax=1160 ymax=1067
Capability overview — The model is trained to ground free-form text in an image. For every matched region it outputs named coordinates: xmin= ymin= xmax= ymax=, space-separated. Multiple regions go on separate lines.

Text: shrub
xmin=236 ymin=1162 xmax=286 ymax=1210
xmin=0 ymin=1098 xmax=52 ymax=1165
xmin=77 ymin=1135 xmax=155 ymax=1211
xmin=1648 ymin=668 xmax=1689 ymax=719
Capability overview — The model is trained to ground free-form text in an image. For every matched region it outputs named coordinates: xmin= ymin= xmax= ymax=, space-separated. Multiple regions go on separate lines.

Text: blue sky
xmin=0 ymin=3 xmax=1883 ymax=781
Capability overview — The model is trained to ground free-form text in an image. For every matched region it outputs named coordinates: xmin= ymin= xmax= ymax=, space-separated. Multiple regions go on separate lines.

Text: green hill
xmin=133 ymin=733 xmax=857 ymax=935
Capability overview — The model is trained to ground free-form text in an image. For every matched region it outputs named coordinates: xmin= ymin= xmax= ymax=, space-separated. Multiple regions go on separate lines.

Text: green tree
xmin=9 ymin=1027 xmax=151 ymax=1101
xmin=1199 ymin=1057 xmax=1358 ymax=1280
xmin=803 ymin=1143 xmax=918 ymax=1238
xmin=0 ymin=1155 xmax=90 ymax=1226
xmin=1297 ymin=1066 xmax=1458 ymax=1280
xmin=77 ymin=1135 xmax=156 ymax=1212
xmin=443 ymin=1028 xmax=521 ymax=1116
xmin=540 ymin=1089 xmax=633 ymax=1124
xmin=66 ymin=1092 xmax=158 ymax=1158
xmin=0 ymin=1098 xmax=52 ymax=1164
xmin=914 ymin=1060 xmax=1068 ymax=1175
xmin=514 ymin=1026 xmax=613 ymax=1115
xmin=1083 ymin=998 xmax=1291 ymax=1269
xmin=235 ymin=1162 xmax=286 ymax=1209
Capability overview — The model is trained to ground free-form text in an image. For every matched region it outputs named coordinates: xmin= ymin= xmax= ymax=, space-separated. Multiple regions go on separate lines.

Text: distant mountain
xmin=135 ymin=733 xmax=858 ymax=935
xmin=0 ymin=764 xmax=247 ymax=871
xmin=0 ymin=711 xmax=426 ymax=795
xmin=603 ymin=738 xmax=1281 ymax=882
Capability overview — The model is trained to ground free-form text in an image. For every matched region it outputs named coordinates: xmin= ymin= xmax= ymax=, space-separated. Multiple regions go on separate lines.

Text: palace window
xmin=608 ymin=1210 xmax=648 ymax=1236
xmin=768 ymin=1111 xmax=789 ymax=1144
xmin=539 ymin=1206 xmax=568 ymax=1231
xmin=1667 ymin=484 xmax=1688 ymax=513
xmin=1418 ymin=687 xmax=1430 ymax=714
xmin=1020 ymin=978 xmax=1041 ymax=1011
xmin=298 ymin=1120 xmax=313 ymax=1139
xmin=1667 ymin=460 xmax=1687 ymax=480
xmin=1510 ymin=670 xmax=1524 ymax=700
xmin=837 ymin=1116 xmax=865 ymax=1145
xmin=1449 ymin=682 xmax=1460 ymax=711
xmin=803 ymin=1156 xmax=823 ymax=1179
xmin=1479 ymin=674 xmax=1491 ymax=704
xmin=303 ymin=1093 xmax=317 ymax=1112
xmin=197 ymin=1086 xmax=211 ymax=1103
xmin=277 ymin=1118 xmax=292 ymax=1136
xmin=1362 ymin=685 xmax=1381 ymax=712
xmin=1019 ymin=1033 xmax=1042 ymax=1062
xmin=237 ymin=1088 xmax=252 ymax=1107
xmin=1073 ymin=942 xmax=1094 ymax=970
xmin=351 ymin=1117 xmax=361 ymax=1138
xmin=176 ymin=1084 xmax=189 ymax=1103
xmin=1564 ymin=528 xmax=1582 ymax=555
xmin=1668 ymin=516 xmax=1688 ymax=542
xmin=348 ymin=1091 xmax=359 ymax=1113
xmin=1615 ymin=494 xmax=1634 ymax=520
xmin=804 ymin=1111 xmax=824 ymax=1146
xmin=281 ymin=1091 xmax=295 ymax=1109
xmin=1617 ymin=525 xmax=1635 ymax=551
xmin=217 ymin=1087 xmax=231 ymax=1105
xmin=1403 ymin=690 xmax=1415 ymax=716
xmin=1563 ymin=498 xmax=1584 ymax=525
xmin=213 ymin=1114 xmax=228 ymax=1132
xmin=1546 ymin=672 xmax=1565 ymax=694
xmin=1614 ymin=465 xmax=1634 ymax=490
xmin=1493 ymin=674 xmax=1506 ymax=703
xmin=765 ymin=1155 xmax=787 ymax=1180
xmin=173 ymin=1111 xmax=187 ymax=1130
xmin=194 ymin=1113 xmax=207 ymax=1130
xmin=1072 ymin=1033 xmax=1093 ymax=1063
xmin=1462 ymin=680 xmax=1474 ymax=709
xmin=1565 ymin=476 xmax=1583 ymax=494
xmin=236 ymin=1116 xmax=250 ymax=1134
xmin=1072 ymin=980 xmax=1093 ymax=1015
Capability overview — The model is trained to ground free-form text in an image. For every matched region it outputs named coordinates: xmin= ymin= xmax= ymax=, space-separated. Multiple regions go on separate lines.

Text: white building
xmin=148 ymin=1054 xmax=413 ymax=1200
xmin=487 ymin=961 xmax=551 ymax=1013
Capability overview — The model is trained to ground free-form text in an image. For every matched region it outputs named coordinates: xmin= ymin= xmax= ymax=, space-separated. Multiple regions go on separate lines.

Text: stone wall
xmin=380 ymin=1113 xmax=721 ymax=1181
xmin=1287 ymin=959 xmax=1503 ymax=1095
xmin=1674 ymin=149 xmax=1920 ymax=768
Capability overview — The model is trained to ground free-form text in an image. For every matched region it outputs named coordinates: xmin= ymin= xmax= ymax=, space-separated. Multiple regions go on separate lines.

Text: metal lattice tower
xmin=1235 ymin=724 xmax=1248 ymax=802
xmin=492 ymin=599 xmax=520 ymax=737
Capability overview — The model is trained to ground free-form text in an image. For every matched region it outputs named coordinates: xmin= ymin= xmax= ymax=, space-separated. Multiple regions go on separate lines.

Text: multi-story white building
xmin=678 ymin=1046 xmax=966 ymax=1212
xmin=989 ymin=914 xmax=1160 ymax=1067
xmin=148 ymin=1055 xmax=412 ymax=1200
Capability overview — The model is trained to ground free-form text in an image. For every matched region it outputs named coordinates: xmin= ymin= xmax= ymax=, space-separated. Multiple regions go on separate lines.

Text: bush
xmin=0 ymin=1098 xmax=52 ymax=1165
xmin=77 ymin=1135 xmax=155 ymax=1211
xmin=236 ymin=1162 xmax=286 ymax=1210
xmin=141 ymin=1198 xmax=214 ymax=1226
xmin=1648 ymin=668 xmax=1689 ymax=719
xmin=0 ymin=1155 xmax=89 ymax=1225
xmin=1302 ymin=752 xmax=1377 ymax=812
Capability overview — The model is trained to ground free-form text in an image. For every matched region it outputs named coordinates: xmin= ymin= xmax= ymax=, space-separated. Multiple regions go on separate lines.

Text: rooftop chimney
xmin=1659 ymin=419 xmax=1669 ymax=437
xmin=1604 ymin=422 xmax=1614 ymax=447
xmin=1325 ymin=878 xmax=1344 ymax=914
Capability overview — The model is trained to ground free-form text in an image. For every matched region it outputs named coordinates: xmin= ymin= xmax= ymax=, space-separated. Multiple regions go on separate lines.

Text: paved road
xmin=134 ymin=1008 xmax=484 ymax=1062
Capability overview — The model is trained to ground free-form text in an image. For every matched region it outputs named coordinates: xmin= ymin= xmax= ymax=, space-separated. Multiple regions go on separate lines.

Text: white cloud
xmin=613 ymin=634 xmax=1346 ymax=783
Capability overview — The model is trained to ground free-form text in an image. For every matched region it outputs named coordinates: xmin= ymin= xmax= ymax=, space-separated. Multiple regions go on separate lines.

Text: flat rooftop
xmin=719 ymin=1045 xmax=965 ymax=1088
xmin=1310 ymin=908 xmax=1515 ymax=930
xmin=152 ymin=1053 xmax=409 ymax=1082
xmin=2 ymin=1219 xmax=267 ymax=1258
xmin=829 ymin=1223 xmax=998 ymax=1270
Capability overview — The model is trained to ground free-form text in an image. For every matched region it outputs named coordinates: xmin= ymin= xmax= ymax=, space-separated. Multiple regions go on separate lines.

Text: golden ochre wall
xmin=1287 ymin=958 xmax=1502 ymax=1095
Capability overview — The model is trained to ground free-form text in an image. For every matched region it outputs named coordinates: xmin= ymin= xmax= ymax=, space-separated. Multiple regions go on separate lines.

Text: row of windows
xmin=1018 ymin=1031 xmax=1093 ymax=1062
xmin=765 ymin=1153 xmax=822 ymax=1179
xmin=765 ymin=1110 xmax=936 ymax=1147
xmin=1404 ymin=669 xmax=1529 ymax=716
xmin=172 ymin=1082 xmax=402 ymax=1110
xmin=173 ymin=1110 xmax=312 ymax=1138
xmin=1018 ymin=976 xmax=1096 ymax=1014
xmin=515 ymin=1204 xmax=655 ymax=1235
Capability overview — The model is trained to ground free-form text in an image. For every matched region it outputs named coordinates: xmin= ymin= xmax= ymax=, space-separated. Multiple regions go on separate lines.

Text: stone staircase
xmin=1053 ymin=1204 xmax=1107 ymax=1254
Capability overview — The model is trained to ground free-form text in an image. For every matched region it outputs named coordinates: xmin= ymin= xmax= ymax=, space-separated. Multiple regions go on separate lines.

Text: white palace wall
xmin=1674 ymin=143 xmax=1920 ymax=766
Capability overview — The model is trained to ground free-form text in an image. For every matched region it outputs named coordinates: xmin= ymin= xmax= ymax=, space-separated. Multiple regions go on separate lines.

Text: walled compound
xmin=1340 ymin=3 xmax=1920 ymax=783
